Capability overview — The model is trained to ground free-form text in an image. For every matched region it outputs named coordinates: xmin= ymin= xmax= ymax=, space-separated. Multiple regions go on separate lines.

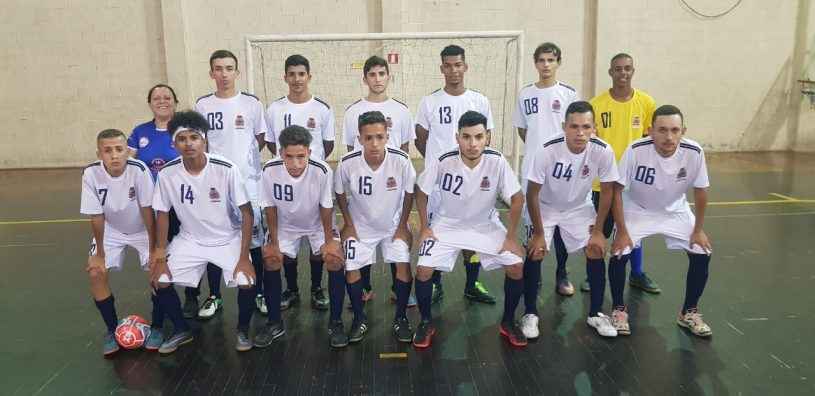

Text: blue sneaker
xmin=144 ymin=328 xmax=164 ymax=351
xmin=158 ymin=331 xmax=193 ymax=354
xmin=407 ymin=293 xmax=417 ymax=308
xmin=103 ymin=332 xmax=119 ymax=356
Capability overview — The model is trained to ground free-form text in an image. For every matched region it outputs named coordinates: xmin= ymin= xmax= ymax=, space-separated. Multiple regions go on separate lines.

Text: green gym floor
xmin=1 ymin=152 xmax=813 ymax=395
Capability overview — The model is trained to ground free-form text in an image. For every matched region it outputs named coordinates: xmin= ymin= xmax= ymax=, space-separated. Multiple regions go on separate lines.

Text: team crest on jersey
xmin=480 ymin=176 xmax=491 ymax=190
xmin=209 ymin=187 xmax=221 ymax=202
xmin=150 ymin=158 xmax=166 ymax=173
xmin=386 ymin=117 xmax=393 ymax=129
xmin=307 ymin=117 xmax=316 ymax=129
xmin=677 ymin=167 xmax=687 ymax=181
xmin=138 ymin=136 xmax=149 ymax=148
xmin=235 ymin=114 xmax=245 ymax=129
xmin=552 ymin=99 xmax=562 ymax=113
xmin=386 ymin=176 xmax=397 ymax=190
xmin=632 ymin=116 xmax=642 ymax=129
xmin=128 ymin=186 xmax=136 ymax=200
xmin=582 ymin=164 xmax=590 ymax=177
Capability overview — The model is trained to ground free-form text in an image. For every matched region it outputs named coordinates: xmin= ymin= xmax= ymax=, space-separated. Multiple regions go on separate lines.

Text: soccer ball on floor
xmin=114 ymin=315 xmax=151 ymax=349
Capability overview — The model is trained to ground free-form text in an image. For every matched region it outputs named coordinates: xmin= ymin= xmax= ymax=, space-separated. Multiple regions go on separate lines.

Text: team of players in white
xmin=82 ymin=45 xmax=713 ymax=356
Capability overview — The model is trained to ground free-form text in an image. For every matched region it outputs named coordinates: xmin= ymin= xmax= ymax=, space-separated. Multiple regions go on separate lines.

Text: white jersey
xmin=335 ymin=147 xmax=416 ymax=238
xmin=526 ymin=134 xmax=618 ymax=214
xmin=194 ymin=92 xmax=267 ymax=200
xmin=259 ymin=157 xmax=333 ymax=235
xmin=617 ymin=137 xmax=709 ymax=215
xmin=513 ymin=81 xmax=579 ymax=166
xmin=417 ymin=148 xmax=520 ymax=229
xmin=153 ymin=154 xmax=248 ymax=247
xmin=343 ymin=98 xmax=414 ymax=150
xmin=80 ymin=159 xmax=154 ymax=235
xmin=415 ymin=89 xmax=494 ymax=160
xmin=264 ymin=95 xmax=335 ymax=159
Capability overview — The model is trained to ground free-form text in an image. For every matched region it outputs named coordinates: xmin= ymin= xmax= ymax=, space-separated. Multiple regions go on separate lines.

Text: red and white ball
xmin=114 ymin=315 xmax=151 ymax=349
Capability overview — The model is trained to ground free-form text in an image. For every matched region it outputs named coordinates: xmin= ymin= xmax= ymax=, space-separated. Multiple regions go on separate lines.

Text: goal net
xmin=245 ymin=31 xmax=524 ymax=170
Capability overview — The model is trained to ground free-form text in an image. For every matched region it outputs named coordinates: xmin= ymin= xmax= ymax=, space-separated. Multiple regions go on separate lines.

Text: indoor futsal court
xmin=2 ymin=1 xmax=815 ymax=395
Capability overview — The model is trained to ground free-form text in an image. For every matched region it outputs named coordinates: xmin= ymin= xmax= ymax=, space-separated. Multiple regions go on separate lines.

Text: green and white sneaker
xmin=198 ymin=295 xmax=223 ymax=319
xmin=144 ymin=328 xmax=164 ymax=351
xmin=103 ymin=332 xmax=119 ymax=356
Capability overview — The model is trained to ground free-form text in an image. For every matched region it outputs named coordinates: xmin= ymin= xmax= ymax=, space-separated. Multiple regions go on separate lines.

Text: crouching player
xmin=336 ymin=111 xmax=416 ymax=344
xmin=609 ymin=105 xmax=713 ymax=337
xmin=257 ymin=125 xmax=345 ymax=348
xmin=81 ymin=129 xmax=158 ymax=356
xmin=149 ymin=110 xmax=257 ymax=353
xmin=525 ymin=101 xmax=619 ymax=339
xmin=413 ymin=110 xmax=527 ymax=348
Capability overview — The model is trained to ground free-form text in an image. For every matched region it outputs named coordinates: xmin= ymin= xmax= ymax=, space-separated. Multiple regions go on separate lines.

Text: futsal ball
xmin=115 ymin=315 xmax=151 ymax=349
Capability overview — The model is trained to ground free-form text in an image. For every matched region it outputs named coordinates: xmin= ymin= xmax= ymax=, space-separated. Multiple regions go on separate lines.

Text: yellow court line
xmin=768 ymin=192 xmax=798 ymax=201
xmin=0 ymin=218 xmax=89 ymax=225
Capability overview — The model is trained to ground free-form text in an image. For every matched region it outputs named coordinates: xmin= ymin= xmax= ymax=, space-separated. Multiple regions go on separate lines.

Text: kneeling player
xmin=413 ymin=111 xmax=527 ymax=348
xmin=150 ymin=111 xmax=257 ymax=353
xmin=81 ymin=129 xmax=158 ymax=356
xmin=336 ymin=111 xmax=416 ymax=344
xmin=609 ymin=105 xmax=713 ymax=337
xmin=257 ymin=125 xmax=345 ymax=348
xmin=525 ymin=101 xmax=619 ymax=339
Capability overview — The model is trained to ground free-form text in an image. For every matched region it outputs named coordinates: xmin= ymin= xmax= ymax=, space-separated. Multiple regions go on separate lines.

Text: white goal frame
xmin=245 ymin=31 xmax=525 ymax=171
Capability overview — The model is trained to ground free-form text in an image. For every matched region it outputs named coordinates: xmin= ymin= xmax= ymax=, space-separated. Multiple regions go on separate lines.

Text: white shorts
xmin=276 ymin=230 xmax=326 ymax=259
xmin=525 ymin=204 xmax=596 ymax=254
xmin=417 ymin=218 xmax=522 ymax=272
xmin=344 ymin=236 xmax=411 ymax=271
xmin=89 ymin=229 xmax=150 ymax=271
xmin=159 ymin=234 xmax=253 ymax=287
xmin=616 ymin=208 xmax=709 ymax=255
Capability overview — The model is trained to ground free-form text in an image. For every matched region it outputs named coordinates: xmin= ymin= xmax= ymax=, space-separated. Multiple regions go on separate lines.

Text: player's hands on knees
xmin=340 ymin=224 xmax=359 ymax=243
xmin=527 ymin=232 xmax=547 ymax=260
xmin=392 ymin=225 xmax=412 ymax=245
xmin=501 ymin=237 xmax=526 ymax=260
xmin=611 ymin=230 xmax=633 ymax=258
xmin=262 ymin=243 xmax=283 ymax=266
xmin=586 ymin=230 xmax=607 ymax=259
xmin=419 ymin=226 xmax=436 ymax=243
xmin=322 ymin=239 xmax=345 ymax=266
xmin=149 ymin=253 xmax=171 ymax=289
xmin=690 ymin=229 xmax=712 ymax=255
xmin=86 ymin=254 xmax=106 ymax=273
xmin=234 ymin=255 xmax=256 ymax=285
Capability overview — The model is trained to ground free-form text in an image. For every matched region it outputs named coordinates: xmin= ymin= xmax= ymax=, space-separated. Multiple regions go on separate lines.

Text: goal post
xmin=245 ymin=31 xmax=524 ymax=171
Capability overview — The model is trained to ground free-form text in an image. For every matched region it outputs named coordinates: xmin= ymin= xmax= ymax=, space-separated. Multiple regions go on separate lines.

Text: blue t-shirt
xmin=128 ymin=120 xmax=179 ymax=179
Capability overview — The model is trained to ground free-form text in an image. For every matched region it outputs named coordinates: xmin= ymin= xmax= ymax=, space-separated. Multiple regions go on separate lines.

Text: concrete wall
xmin=2 ymin=0 xmax=811 ymax=168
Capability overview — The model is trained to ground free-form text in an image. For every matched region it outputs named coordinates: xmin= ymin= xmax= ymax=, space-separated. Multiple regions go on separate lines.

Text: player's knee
xmin=505 ymin=263 xmax=523 ymax=280
xmin=263 ymin=259 xmax=281 ymax=272
xmin=585 ymin=248 xmax=602 ymax=260
xmin=346 ymin=269 xmax=361 ymax=282
xmin=395 ymin=262 xmax=412 ymax=281
xmin=88 ymin=267 xmax=107 ymax=283
xmin=415 ymin=266 xmax=433 ymax=281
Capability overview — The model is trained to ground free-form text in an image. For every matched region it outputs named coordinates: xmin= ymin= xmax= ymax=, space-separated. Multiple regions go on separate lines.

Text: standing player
xmin=524 ymin=102 xmax=619 ymax=339
xmin=583 ymin=53 xmax=659 ymax=294
xmin=336 ymin=111 xmax=416 ymax=344
xmin=513 ymin=42 xmax=580 ymax=297
xmin=256 ymin=125 xmax=345 ymax=348
xmin=150 ymin=110 xmax=257 ymax=353
xmin=195 ymin=50 xmax=269 ymax=319
xmin=415 ymin=44 xmax=495 ymax=304
xmin=608 ymin=105 xmax=713 ymax=337
xmin=81 ymin=129 xmax=157 ymax=356
xmin=265 ymin=54 xmax=334 ymax=309
xmin=413 ymin=111 xmax=527 ymax=348
xmin=342 ymin=55 xmax=415 ymax=304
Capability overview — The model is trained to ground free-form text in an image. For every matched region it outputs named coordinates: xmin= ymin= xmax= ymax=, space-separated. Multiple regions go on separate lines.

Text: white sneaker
xmin=677 ymin=309 xmax=712 ymax=337
xmin=611 ymin=308 xmax=631 ymax=336
xmin=198 ymin=296 xmax=223 ymax=319
xmin=520 ymin=313 xmax=540 ymax=339
xmin=256 ymin=294 xmax=267 ymax=314
xmin=587 ymin=313 xmax=618 ymax=337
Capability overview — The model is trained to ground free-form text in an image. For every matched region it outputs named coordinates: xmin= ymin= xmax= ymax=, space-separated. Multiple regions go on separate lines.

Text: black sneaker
xmin=464 ymin=281 xmax=496 ymax=304
xmin=311 ymin=287 xmax=329 ymax=311
xmin=182 ymin=297 xmax=199 ymax=319
xmin=348 ymin=319 xmax=369 ymax=343
xmin=499 ymin=321 xmax=528 ymax=347
xmin=629 ymin=272 xmax=662 ymax=294
xmin=253 ymin=320 xmax=285 ymax=347
xmin=280 ymin=289 xmax=300 ymax=311
xmin=412 ymin=320 xmax=435 ymax=349
xmin=328 ymin=320 xmax=348 ymax=348
xmin=431 ymin=284 xmax=444 ymax=304
xmin=393 ymin=317 xmax=413 ymax=343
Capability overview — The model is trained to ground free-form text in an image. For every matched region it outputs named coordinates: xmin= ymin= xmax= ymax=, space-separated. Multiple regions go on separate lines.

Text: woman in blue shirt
xmin=128 ymin=84 xmax=179 ymax=178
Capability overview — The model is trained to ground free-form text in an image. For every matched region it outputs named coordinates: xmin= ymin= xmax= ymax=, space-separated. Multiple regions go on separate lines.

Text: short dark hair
xmin=565 ymin=101 xmax=594 ymax=121
xmin=533 ymin=42 xmax=562 ymax=63
xmin=358 ymin=111 xmax=387 ymax=131
xmin=210 ymin=49 xmax=238 ymax=70
xmin=96 ymin=128 xmax=127 ymax=142
xmin=458 ymin=110 xmax=487 ymax=131
xmin=285 ymin=54 xmax=310 ymax=74
xmin=147 ymin=84 xmax=178 ymax=104
xmin=610 ymin=52 xmax=633 ymax=66
xmin=278 ymin=125 xmax=312 ymax=148
xmin=363 ymin=56 xmax=389 ymax=75
xmin=652 ymin=104 xmax=684 ymax=125
xmin=440 ymin=45 xmax=465 ymax=62
xmin=168 ymin=110 xmax=210 ymax=137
